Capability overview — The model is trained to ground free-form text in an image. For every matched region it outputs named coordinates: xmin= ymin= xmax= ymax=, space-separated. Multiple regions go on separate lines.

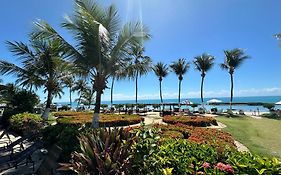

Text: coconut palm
xmin=170 ymin=58 xmax=190 ymax=107
xmin=193 ymin=53 xmax=215 ymax=107
xmin=63 ymin=75 xmax=75 ymax=109
xmin=73 ymin=79 xmax=87 ymax=108
xmin=0 ymin=39 xmax=71 ymax=119
xmin=80 ymin=86 xmax=95 ymax=109
xmin=220 ymin=48 xmax=249 ymax=111
xmin=31 ymin=0 xmax=150 ymax=127
xmin=126 ymin=45 xmax=152 ymax=105
xmin=110 ymin=63 xmax=126 ymax=108
xmin=152 ymin=62 xmax=169 ymax=104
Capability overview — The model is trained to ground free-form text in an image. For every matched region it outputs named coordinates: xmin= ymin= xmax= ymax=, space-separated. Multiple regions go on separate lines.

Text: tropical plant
xmin=170 ymin=58 xmax=190 ymax=107
xmin=73 ymin=79 xmax=87 ymax=108
xmin=0 ymin=39 xmax=70 ymax=119
xmin=220 ymin=49 xmax=249 ymax=111
xmin=80 ymin=86 xmax=95 ymax=109
xmin=193 ymin=53 xmax=215 ymax=107
xmin=152 ymin=62 xmax=169 ymax=106
xmin=31 ymin=0 xmax=150 ymax=127
xmin=126 ymin=45 xmax=152 ymax=105
xmin=62 ymin=75 xmax=75 ymax=109
xmin=61 ymin=128 xmax=134 ymax=175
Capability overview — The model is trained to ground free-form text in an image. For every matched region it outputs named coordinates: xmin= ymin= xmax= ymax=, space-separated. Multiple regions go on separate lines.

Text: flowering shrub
xmin=56 ymin=112 xmax=144 ymax=127
xmin=188 ymin=127 xmax=236 ymax=149
xmin=163 ymin=115 xmax=218 ymax=127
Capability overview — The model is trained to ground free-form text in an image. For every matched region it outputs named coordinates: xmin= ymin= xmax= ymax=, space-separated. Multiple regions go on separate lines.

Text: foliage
xmin=262 ymin=103 xmax=275 ymax=111
xmin=9 ymin=112 xmax=43 ymax=135
xmin=61 ymin=128 xmax=135 ymax=175
xmin=100 ymin=104 xmax=108 ymax=108
xmin=55 ymin=112 xmax=144 ymax=127
xmin=163 ymin=115 xmax=218 ymax=127
xmin=152 ymin=104 xmax=160 ymax=109
xmin=42 ymin=124 xmax=85 ymax=162
xmin=261 ymin=113 xmax=280 ymax=120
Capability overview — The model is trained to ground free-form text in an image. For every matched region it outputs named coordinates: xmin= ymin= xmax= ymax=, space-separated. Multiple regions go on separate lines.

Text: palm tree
xmin=32 ymin=0 xmax=150 ymax=127
xmin=220 ymin=48 xmax=249 ymax=111
xmin=193 ymin=53 xmax=215 ymax=107
xmin=152 ymin=62 xmax=169 ymax=105
xmin=63 ymin=75 xmax=75 ymax=109
xmin=73 ymin=79 xmax=87 ymax=108
xmin=0 ymin=39 xmax=70 ymax=119
xmin=80 ymin=86 xmax=95 ymax=109
xmin=110 ymin=63 xmax=126 ymax=108
xmin=127 ymin=45 xmax=152 ymax=105
xmin=170 ymin=58 xmax=190 ymax=107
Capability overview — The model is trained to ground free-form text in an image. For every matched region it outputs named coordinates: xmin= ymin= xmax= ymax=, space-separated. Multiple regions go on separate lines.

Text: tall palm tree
xmin=193 ymin=53 xmax=215 ymax=107
xmin=152 ymin=62 xmax=169 ymax=105
xmin=127 ymin=45 xmax=152 ymax=105
xmin=110 ymin=63 xmax=126 ymax=108
xmin=32 ymin=0 xmax=150 ymax=127
xmin=73 ymin=79 xmax=87 ymax=108
xmin=63 ymin=75 xmax=75 ymax=109
xmin=170 ymin=58 xmax=190 ymax=107
xmin=220 ymin=48 xmax=249 ymax=111
xmin=80 ymin=86 xmax=95 ymax=109
xmin=0 ymin=39 xmax=70 ymax=119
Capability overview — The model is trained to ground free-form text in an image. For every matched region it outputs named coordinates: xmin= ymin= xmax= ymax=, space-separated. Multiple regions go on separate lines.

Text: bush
xmin=163 ymin=115 xmax=218 ymax=127
xmin=61 ymin=128 xmax=134 ymax=174
xmin=130 ymin=128 xmax=281 ymax=175
xmin=55 ymin=112 xmax=144 ymax=127
xmin=263 ymin=103 xmax=275 ymax=111
xmin=9 ymin=112 xmax=43 ymax=135
xmin=41 ymin=124 xmax=85 ymax=162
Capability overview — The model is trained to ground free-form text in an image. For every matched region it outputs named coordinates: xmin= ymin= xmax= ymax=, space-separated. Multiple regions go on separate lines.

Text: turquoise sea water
xmin=55 ymin=96 xmax=281 ymax=112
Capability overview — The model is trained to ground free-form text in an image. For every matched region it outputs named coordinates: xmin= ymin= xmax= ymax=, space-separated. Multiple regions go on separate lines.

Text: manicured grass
xmin=217 ymin=116 xmax=281 ymax=159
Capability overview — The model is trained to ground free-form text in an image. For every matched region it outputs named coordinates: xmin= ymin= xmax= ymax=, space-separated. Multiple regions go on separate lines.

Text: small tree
xmin=263 ymin=103 xmax=275 ymax=111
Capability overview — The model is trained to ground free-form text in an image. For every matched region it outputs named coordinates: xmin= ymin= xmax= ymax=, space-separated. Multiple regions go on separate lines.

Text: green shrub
xmin=163 ymin=115 xmax=218 ymax=127
xmin=263 ymin=103 xmax=275 ymax=111
xmin=9 ymin=112 xmax=43 ymax=135
xmin=41 ymin=124 xmax=85 ymax=162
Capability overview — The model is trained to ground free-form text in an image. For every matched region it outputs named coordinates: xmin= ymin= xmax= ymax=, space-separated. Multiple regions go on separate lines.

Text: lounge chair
xmin=0 ymin=134 xmax=34 ymax=155
xmin=0 ymin=130 xmax=11 ymax=147
xmin=0 ymin=141 xmax=43 ymax=172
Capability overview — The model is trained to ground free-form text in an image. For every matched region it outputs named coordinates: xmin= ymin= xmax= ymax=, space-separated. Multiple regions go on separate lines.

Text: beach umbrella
xmin=181 ymin=99 xmax=193 ymax=105
xmin=207 ymin=99 xmax=223 ymax=104
xmin=275 ymin=101 xmax=281 ymax=105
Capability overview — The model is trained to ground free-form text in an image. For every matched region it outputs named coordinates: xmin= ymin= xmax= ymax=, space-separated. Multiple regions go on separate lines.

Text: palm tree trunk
xmin=178 ymin=79 xmax=181 ymax=107
xmin=135 ymin=71 xmax=138 ymax=105
xmin=230 ymin=73 xmax=234 ymax=111
xmin=76 ymin=92 xmax=81 ymax=109
xmin=110 ymin=77 xmax=115 ymax=108
xmin=69 ymin=88 xmax=72 ymax=110
xmin=201 ymin=75 xmax=205 ymax=108
xmin=92 ymin=89 xmax=101 ymax=128
xmin=42 ymin=90 xmax=52 ymax=120
xmin=160 ymin=80 xmax=163 ymax=104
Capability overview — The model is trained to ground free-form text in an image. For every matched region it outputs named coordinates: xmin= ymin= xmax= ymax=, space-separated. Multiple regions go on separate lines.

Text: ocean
xmin=55 ymin=96 xmax=281 ymax=112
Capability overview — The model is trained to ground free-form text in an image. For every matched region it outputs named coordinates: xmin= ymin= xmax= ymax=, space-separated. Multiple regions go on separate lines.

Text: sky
xmin=0 ymin=0 xmax=281 ymax=103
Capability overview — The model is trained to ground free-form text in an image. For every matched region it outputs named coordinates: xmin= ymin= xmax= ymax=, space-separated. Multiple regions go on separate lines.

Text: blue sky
xmin=1 ymin=0 xmax=281 ymax=103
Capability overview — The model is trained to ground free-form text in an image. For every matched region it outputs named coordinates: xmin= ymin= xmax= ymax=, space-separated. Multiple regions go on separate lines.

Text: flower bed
xmin=56 ymin=112 xmax=144 ymax=127
xmin=151 ymin=124 xmax=235 ymax=149
xmin=163 ymin=115 xmax=218 ymax=127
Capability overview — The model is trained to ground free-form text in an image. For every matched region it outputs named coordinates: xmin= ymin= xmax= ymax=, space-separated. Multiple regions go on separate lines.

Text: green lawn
xmin=217 ymin=116 xmax=281 ymax=159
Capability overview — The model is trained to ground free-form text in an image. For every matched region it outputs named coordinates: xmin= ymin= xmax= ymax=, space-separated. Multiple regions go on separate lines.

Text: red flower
xmin=202 ymin=162 xmax=210 ymax=169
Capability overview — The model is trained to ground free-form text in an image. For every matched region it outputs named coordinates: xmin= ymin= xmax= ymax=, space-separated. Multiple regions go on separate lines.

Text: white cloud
xmin=101 ymin=87 xmax=281 ymax=101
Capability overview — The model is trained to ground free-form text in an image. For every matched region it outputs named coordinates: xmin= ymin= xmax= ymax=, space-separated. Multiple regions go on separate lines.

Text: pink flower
xmin=215 ymin=162 xmax=226 ymax=171
xmin=224 ymin=164 xmax=234 ymax=173
xmin=189 ymin=163 xmax=194 ymax=168
xmin=202 ymin=162 xmax=210 ymax=169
